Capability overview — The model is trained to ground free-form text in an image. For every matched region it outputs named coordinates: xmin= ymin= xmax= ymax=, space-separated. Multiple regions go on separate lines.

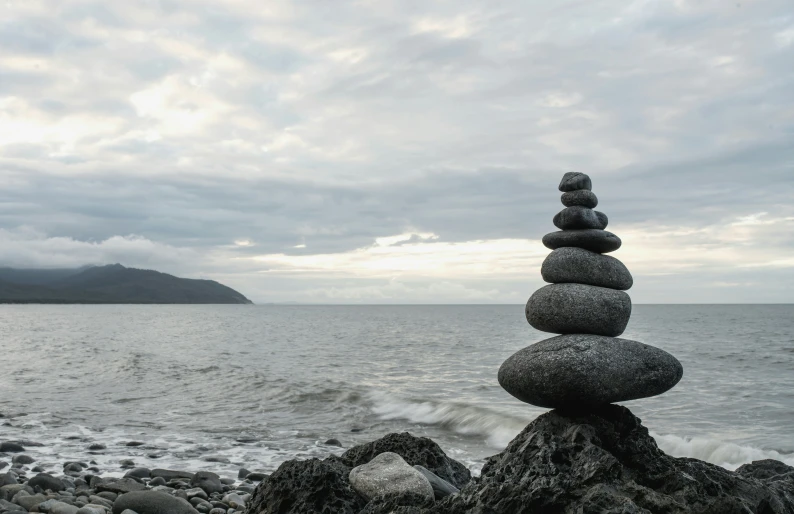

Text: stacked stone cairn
xmin=498 ymin=172 xmax=683 ymax=411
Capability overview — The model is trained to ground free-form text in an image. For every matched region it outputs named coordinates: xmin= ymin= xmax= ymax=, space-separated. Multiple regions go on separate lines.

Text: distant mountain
xmin=0 ymin=264 xmax=252 ymax=304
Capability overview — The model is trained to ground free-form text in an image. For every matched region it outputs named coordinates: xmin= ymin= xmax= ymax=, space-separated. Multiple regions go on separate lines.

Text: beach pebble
xmin=148 ymin=477 xmax=166 ymax=487
xmin=150 ymin=469 xmax=193 ymax=481
xmin=412 ymin=465 xmax=459 ymax=499
xmin=76 ymin=507 xmax=106 ymax=514
xmin=558 ymin=172 xmax=592 ymax=192
xmin=236 ymin=469 xmax=250 ymax=479
xmin=0 ymin=473 xmax=17 ymax=486
xmin=94 ymin=477 xmax=146 ymax=495
xmin=124 ymin=468 xmax=150 ymax=479
xmin=112 ymin=490 xmax=198 ymax=514
xmin=243 ymin=473 xmax=267 ymax=482
xmin=190 ymin=472 xmax=223 ymax=495
xmin=561 ymin=190 xmax=598 ymax=208
xmin=542 ymin=247 xmax=633 ymax=290
xmin=221 ymin=493 xmax=245 ymax=508
xmin=349 ymin=452 xmax=433 ymax=502
xmin=0 ymin=442 xmax=25 ymax=453
xmin=15 ymin=492 xmax=48 ymax=511
xmin=186 ymin=487 xmax=208 ymax=500
xmin=553 ymin=206 xmax=606 ymax=230
xmin=542 ymin=229 xmax=622 ymax=254
xmin=29 ymin=473 xmax=66 ymax=492
xmin=11 ymin=454 xmax=34 ymax=466
xmin=49 ymin=501 xmax=81 ymax=514
xmin=119 ymin=460 xmax=135 ymax=469
xmin=324 ymin=439 xmax=342 ymax=447
xmin=87 ymin=444 xmax=106 ymax=451
xmin=125 ymin=442 xmax=145 ymax=447
xmin=498 ymin=334 xmax=684 ymax=410
xmin=526 ymin=283 xmax=631 ymax=337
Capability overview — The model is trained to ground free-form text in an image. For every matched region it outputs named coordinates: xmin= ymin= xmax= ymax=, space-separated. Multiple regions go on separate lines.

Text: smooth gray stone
xmin=28 ymin=473 xmax=66 ymax=492
xmin=95 ymin=477 xmax=146 ymax=494
xmin=0 ymin=473 xmax=16 ymax=486
xmin=498 ymin=334 xmax=684 ymax=410
xmin=49 ymin=501 xmax=80 ymax=514
xmin=16 ymin=493 xmax=48 ymax=511
xmin=189 ymin=472 xmax=222 ymax=496
xmin=553 ymin=206 xmax=606 ymax=230
xmin=149 ymin=469 xmax=193 ymax=481
xmin=11 ymin=455 xmax=34 ymax=465
xmin=349 ymin=452 xmax=433 ymax=502
xmin=595 ymin=211 xmax=608 ymax=228
xmin=124 ymin=468 xmax=150 ymax=479
xmin=75 ymin=507 xmax=106 ymax=514
xmin=526 ymin=283 xmax=631 ymax=337
xmin=0 ymin=443 xmax=24 ymax=453
xmin=112 ymin=491 xmax=198 ymax=514
xmin=558 ymin=172 xmax=591 ymax=192
xmin=561 ymin=190 xmax=598 ymax=208
xmin=412 ymin=465 xmax=459 ymax=499
xmin=542 ymin=229 xmax=621 ymax=254
xmin=542 ymin=247 xmax=633 ymax=290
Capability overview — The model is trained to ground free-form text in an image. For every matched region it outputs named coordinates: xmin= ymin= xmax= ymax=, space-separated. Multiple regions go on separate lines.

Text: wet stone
xmin=561 ymin=190 xmax=598 ymax=208
xmin=526 ymin=283 xmax=631 ymax=337
xmin=558 ymin=172 xmax=592 ymax=192
xmin=542 ymin=229 xmax=622 ymax=254
xmin=498 ymin=334 xmax=684 ymax=410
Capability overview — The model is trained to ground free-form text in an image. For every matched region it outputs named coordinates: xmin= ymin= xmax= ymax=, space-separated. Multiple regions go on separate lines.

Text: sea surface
xmin=1 ymin=304 xmax=793 ymax=478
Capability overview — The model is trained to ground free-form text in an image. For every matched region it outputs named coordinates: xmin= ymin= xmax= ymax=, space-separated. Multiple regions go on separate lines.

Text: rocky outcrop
xmin=437 ymin=405 xmax=794 ymax=514
xmin=243 ymin=408 xmax=794 ymax=513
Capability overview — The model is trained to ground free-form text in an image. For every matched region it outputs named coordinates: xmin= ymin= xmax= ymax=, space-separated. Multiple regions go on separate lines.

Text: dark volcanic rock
xmin=244 ymin=456 xmax=366 ymax=514
xmin=552 ymin=206 xmax=606 ymax=230
xmin=112 ymin=490 xmax=198 ymax=514
xmin=541 ymin=247 xmax=633 ymax=290
xmin=341 ymin=432 xmax=471 ymax=489
xmin=28 ymin=472 xmax=66 ymax=492
xmin=561 ymin=189 xmax=598 ymax=208
xmin=432 ymin=405 xmax=794 ymax=514
xmin=542 ymin=229 xmax=622 ymax=253
xmin=526 ymin=283 xmax=631 ymax=337
xmin=498 ymin=334 xmax=683 ymax=409
xmin=558 ymin=172 xmax=591 ymax=192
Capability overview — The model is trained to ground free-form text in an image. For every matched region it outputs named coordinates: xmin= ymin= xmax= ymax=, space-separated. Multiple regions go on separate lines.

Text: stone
xmin=542 ymin=229 xmax=622 ymax=254
xmin=112 ymin=491 xmax=198 ymax=514
xmin=498 ymin=334 xmax=683 ymax=409
xmin=552 ymin=206 xmax=606 ymax=230
xmin=221 ymin=492 xmax=245 ymax=508
xmin=124 ymin=468 xmax=150 ymax=479
xmin=558 ymin=172 xmax=591 ymax=192
xmin=0 ymin=473 xmax=16 ymax=486
xmin=125 ymin=441 xmax=145 ymax=447
xmin=94 ymin=477 xmax=147 ymax=494
xmin=349 ymin=452 xmax=433 ymax=502
xmin=49 ymin=501 xmax=80 ymax=514
xmin=75 ymin=507 xmax=106 ymax=514
xmin=541 ymin=247 xmax=633 ymax=290
xmin=432 ymin=406 xmax=794 ymax=514
xmin=561 ymin=189 xmax=598 ymax=208
xmin=324 ymin=439 xmax=342 ymax=447
xmin=244 ymin=456 xmax=366 ymax=514
xmin=341 ymin=432 xmax=470 ymax=489
xmin=149 ymin=469 xmax=194 ymax=481
xmin=0 ymin=442 xmax=24 ymax=453
xmin=190 ymin=472 xmax=223 ymax=496
xmin=86 ymin=444 xmax=106 ymax=451
xmin=148 ymin=477 xmax=166 ymax=487
xmin=244 ymin=472 xmax=268 ymax=482
xmin=11 ymin=454 xmax=34 ymax=465
xmin=28 ymin=473 xmax=66 ymax=492
xmin=526 ymin=283 xmax=632 ymax=337
xmin=412 ymin=465 xmax=459 ymax=499
xmin=237 ymin=468 xmax=250 ymax=480
xmin=16 ymin=493 xmax=48 ymax=511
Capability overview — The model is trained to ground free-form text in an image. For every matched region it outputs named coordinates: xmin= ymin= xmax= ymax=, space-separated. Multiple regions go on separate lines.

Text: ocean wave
xmin=369 ymin=395 xmax=530 ymax=448
xmin=651 ymin=432 xmax=794 ymax=471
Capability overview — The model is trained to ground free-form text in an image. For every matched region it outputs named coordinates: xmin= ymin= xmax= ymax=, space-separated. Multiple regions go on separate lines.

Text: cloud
xmin=0 ymin=0 xmax=792 ymax=302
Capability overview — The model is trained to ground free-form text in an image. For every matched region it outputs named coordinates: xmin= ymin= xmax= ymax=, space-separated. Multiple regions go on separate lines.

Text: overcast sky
xmin=1 ymin=0 xmax=792 ymax=303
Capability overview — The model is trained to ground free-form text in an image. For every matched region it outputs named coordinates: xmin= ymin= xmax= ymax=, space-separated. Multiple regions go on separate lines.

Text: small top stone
xmin=559 ymin=172 xmax=592 ymax=192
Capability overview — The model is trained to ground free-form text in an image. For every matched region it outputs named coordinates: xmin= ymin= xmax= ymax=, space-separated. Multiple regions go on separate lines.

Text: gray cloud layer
xmin=1 ymin=0 xmax=792 ymax=302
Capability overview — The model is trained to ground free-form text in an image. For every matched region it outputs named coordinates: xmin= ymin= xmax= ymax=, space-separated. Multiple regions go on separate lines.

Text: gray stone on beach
xmin=11 ymin=454 xmax=34 ymax=465
xmin=498 ymin=334 xmax=684 ymax=410
xmin=0 ymin=442 xmax=24 ymax=453
xmin=95 ymin=477 xmax=147 ymax=495
xmin=189 ymin=471 xmax=223 ymax=496
xmin=542 ymin=247 xmax=633 ymax=290
xmin=124 ymin=467 xmax=150 ymax=479
xmin=112 ymin=491 xmax=198 ymax=514
xmin=552 ymin=206 xmax=607 ymax=230
xmin=28 ymin=472 xmax=66 ymax=492
xmin=412 ymin=465 xmax=459 ymax=499
xmin=48 ymin=501 xmax=80 ymax=514
xmin=558 ymin=172 xmax=592 ymax=192
xmin=542 ymin=229 xmax=622 ymax=254
xmin=150 ymin=469 xmax=194 ymax=481
xmin=561 ymin=190 xmax=598 ymax=208
xmin=349 ymin=452 xmax=433 ymax=502
xmin=526 ymin=283 xmax=631 ymax=337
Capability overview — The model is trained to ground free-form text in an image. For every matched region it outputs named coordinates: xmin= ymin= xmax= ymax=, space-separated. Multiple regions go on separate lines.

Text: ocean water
xmin=1 ymin=304 xmax=793 ymax=479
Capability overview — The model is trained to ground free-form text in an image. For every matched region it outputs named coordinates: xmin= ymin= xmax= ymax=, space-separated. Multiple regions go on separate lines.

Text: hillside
xmin=0 ymin=264 xmax=252 ymax=304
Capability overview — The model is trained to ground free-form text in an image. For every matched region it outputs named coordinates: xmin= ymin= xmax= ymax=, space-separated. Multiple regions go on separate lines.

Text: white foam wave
xmin=369 ymin=395 xmax=530 ymax=448
xmin=651 ymin=432 xmax=794 ymax=471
